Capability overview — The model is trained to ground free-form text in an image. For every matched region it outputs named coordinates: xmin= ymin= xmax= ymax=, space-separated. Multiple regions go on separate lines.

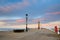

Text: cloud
xmin=32 ymin=11 xmax=60 ymax=23
xmin=0 ymin=16 xmax=25 ymax=23
xmin=16 ymin=19 xmax=25 ymax=23
xmin=46 ymin=4 xmax=60 ymax=12
xmin=32 ymin=18 xmax=48 ymax=23
xmin=46 ymin=12 xmax=60 ymax=15
xmin=41 ymin=21 xmax=60 ymax=27
xmin=32 ymin=0 xmax=38 ymax=4
xmin=45 ymin=12 xmax=60 ymax=16
xmin=0 ymin=0 xmax=30 ymax=13
xmin=0 ymin=17 xmax=22 ymax=20
xmin=40 ymin=11 xmax=60 ymax=23
xmin=0 ymin=22 xmax=6 ymax=26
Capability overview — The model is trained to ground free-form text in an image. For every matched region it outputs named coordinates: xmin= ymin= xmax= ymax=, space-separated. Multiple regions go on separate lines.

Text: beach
xmin=0 ymin=28 xmax=60 ymax=40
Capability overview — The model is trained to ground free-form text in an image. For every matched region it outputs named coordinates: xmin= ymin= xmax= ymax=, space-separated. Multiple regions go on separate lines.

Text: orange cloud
xmin=46 ymin=12 xmax=60 ymax=15
xmin=41 ymin=21 xmax=60 ymax=27
xmin=16 ymin=19 xmax=25 ymax=23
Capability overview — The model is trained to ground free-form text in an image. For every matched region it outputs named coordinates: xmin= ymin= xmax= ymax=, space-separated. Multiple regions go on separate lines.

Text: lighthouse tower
xmin=38 ymin=20 xmax=40 ymax=30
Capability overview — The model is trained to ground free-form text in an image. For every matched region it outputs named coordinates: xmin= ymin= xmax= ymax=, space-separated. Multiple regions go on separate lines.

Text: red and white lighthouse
xmin=54 ymin=26 xmax=58 ymax=33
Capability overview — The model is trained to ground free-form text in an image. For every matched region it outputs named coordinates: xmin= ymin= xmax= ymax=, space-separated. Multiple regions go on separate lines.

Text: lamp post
xmin=26 ymin=14 xmax=28 ymax=32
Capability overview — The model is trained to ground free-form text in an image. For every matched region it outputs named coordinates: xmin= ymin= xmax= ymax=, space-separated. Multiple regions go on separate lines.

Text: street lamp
xmin=26 ymin=14 xmax=28 ymax=32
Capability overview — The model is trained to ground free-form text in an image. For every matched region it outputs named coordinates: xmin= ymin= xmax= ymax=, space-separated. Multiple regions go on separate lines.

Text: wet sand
xmin=0 ymin=28 xmax=60 ymax=40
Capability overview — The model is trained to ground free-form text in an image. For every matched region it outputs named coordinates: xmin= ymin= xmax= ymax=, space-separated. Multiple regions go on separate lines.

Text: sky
xmin=0 ymin=0 xmax=60 ymax=26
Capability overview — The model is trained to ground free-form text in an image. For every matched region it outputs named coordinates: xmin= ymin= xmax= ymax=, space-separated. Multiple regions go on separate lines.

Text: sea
xmin=0 ymin=27 xmax=54 ymax=31
xmin=0 ymin=28 xmax=26 ymax=31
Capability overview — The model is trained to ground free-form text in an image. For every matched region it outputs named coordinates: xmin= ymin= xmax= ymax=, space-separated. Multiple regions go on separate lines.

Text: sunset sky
xmin=0 ymin=0 xmax=60 ymax=28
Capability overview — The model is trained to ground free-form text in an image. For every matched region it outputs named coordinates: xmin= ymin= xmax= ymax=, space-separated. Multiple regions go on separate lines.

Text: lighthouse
xmin=38 ymin=20 xmax=40 ymax=30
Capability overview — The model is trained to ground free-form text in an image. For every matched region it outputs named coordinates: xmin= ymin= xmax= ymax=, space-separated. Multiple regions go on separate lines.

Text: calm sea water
xmin=0 ymin=28 xmax=26 ymax=31
xmin=0 ymin=26 xmax=55 ymax=31
xmin=0 ymin=28 xmax=14 ymax=31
